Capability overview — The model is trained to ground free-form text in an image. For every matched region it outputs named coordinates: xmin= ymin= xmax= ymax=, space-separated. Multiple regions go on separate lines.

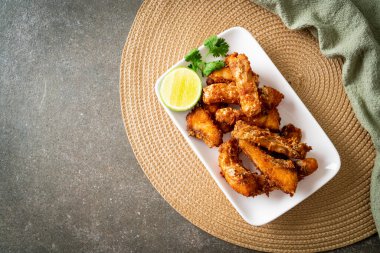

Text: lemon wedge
xmin=159 ymin=67 xmax=202 ymax=111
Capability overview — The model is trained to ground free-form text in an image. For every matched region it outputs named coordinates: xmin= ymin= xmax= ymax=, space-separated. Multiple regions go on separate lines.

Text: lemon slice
xmin=159 ymin=67 xmax=202 ymax=111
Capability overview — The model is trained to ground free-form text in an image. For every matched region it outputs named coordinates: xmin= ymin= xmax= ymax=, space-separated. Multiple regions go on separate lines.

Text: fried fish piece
xmin=203 ymin=83 xmax=283 ymax=110
xmin=215 ymin=107 xmax=281 ymax=131
xmin=218 ymin=139 xmax=260 ymax=196
xmin=259 ymin=86 xmax=284 ymax=109
xmin=202 ymin=103 xmax=231 ymax=133
xmin=202 ymin=83 xmax=239 ymax=104
xmin=186 ymin=107 xmax=222 ymax=147
xmin=281 ymin=124 xmax=302 ymax=143
xmin=206 ymin=66 xmax=234 ymax=85
xmin=225 ymin=53 xmax=261 ymax=117
xmin=238 ymin=139 xmax=298 ymax=195
xmin=244 ymin=108 xmax=281 ymax=131
xmin=232 ymin=121 xmax=311 ymax=159
xmin=294 ymin=158 xmax=318 ymax=179
xmin=215 ymin=107 xmax=240 ymax=126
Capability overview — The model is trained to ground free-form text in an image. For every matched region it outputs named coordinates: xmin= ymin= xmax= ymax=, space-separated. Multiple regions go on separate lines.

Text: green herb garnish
xmin=203 ymin=60 xmax=225 ymax=76
xmin=185 ymin=48 xmax=204 ymax=73
xmin=204 ymin=35 xmax=229 ymax=57
xmin=184 ymin=35 xmax=229 ymax=76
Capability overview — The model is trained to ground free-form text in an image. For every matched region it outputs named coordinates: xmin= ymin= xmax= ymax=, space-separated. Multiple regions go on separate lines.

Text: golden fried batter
xmin=207 ymin=67 xmax=234 ymax=85
xmin=281 ymin=124 xmax=302 ymax=143
xmin=225 ymin=53 xmax=261 ymax=117
xmin=238 ymin=139 xmax=298 ymax=195
xmin=218 ymin=139 xmax=260 ymax=196
xmin=203 ymin=84 xmax=283 ymax=112
xmin=202 ymin=103 xmax=231 ymax=133
xmin=243 ymin=108 xmax=281 ymax=131
xmin=232 ymin=121 xmax=311 ymax=159
xmin=202 ymin=83 xmax=239 ymax=105
xmin=186 ymin=107 xmax=222 ymax=147
xmin=255 ymin=173 xmax=276 ymax=196
xmin=215 ymin=107 xmax=281 ymax=131
xmin=215 ymin=107 xmax=240 ymax=126
xmin=294 ymin=158 xmax=318 ymax=179
xmin=259 ymin=86 xmax=284 ymax=109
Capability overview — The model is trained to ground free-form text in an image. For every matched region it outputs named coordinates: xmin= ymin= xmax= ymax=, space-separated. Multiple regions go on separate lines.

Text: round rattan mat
xmin=120 ymin=0 xmax=376 ymax=252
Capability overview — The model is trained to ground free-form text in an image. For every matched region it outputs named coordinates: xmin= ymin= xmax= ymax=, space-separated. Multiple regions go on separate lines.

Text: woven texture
xmin=120 ymin=0 xmax=376 ymax=252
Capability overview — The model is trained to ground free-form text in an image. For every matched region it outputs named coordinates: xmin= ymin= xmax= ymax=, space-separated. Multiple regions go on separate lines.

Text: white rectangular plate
xmin=154 ymin=27 xmax=341 ymax=226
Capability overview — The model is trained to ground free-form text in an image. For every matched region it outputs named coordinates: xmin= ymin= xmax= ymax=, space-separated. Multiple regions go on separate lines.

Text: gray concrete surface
xmin=0 ymin=0 xmax=379 ymax=252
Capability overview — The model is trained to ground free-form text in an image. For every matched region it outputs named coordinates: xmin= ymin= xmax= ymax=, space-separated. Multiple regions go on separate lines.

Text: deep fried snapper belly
xmin=225 ymin=53 xmax=261 ymax=117
xmin=218 ymin=139 xmax=260 ymax=196
xmin=186 ymin=107 xmax=222 ymax=147
xmin=202 ymin=83 xmax=239 ymax=104
xmin=238 ymin=139 xmax=298 ymax=195
xmin=215 ymin=107 xmax=281 ymax=131
xmin=232 ymin=121 xmax=311 ymax=159
xmin=203 ymin=82 xmax=284 ymax=108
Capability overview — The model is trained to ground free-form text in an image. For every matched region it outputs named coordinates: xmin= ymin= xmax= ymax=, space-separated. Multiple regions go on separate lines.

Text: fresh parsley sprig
xmin=185 ymin=49 xmax=204 ymax=73
xmin=204 ymin=35 xmax=229 ymax=57
xmin=184 ymin=35 xmax=229 ymax=76
xmin=203 ymin=60 xmax=225 ymax=76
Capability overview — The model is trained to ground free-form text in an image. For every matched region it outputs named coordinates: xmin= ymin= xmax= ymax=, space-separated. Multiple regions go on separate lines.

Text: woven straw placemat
xmin=120 ymin=0 xmax=376 ymax=252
